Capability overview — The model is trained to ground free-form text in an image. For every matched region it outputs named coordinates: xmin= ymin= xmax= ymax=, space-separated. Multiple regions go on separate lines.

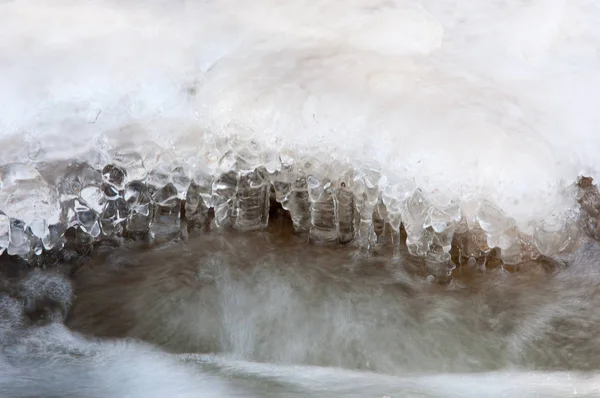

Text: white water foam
xmin=1 ymin=0 xmax=600 ymax=262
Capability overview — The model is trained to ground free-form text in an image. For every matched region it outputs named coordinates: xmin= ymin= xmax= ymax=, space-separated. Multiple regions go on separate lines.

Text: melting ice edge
xmin=2 ymin=151 xmax=600 ymax=276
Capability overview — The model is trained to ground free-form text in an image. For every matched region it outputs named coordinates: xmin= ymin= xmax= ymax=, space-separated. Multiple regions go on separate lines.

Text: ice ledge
xmin=0 ymin=149 xmax=593 ymax=278
xmin=1 ymin=1 xmax=600 ymax=276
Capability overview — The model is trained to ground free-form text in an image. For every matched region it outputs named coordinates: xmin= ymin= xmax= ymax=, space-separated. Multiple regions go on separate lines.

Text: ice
xmin=373 ymin=199 xmax=387 ymax=242
xmin=151 ymin=183 xmax=181 ymax=240
xmin=7 ymin=219 xmax=30 ymax=257
xmin=211 ymin=172 xmax=238 ymax=228
xmin=402 ymin=190 xmax=431 ymax=257
xmin=454 ymin=222 xmax=490 ymax=270
xmin=289 ymin=178 xmax=312 ymax=233
xmin=171 ymin=167 xmax=191 ymax=199
xmin=185 ymin=170 xmax=213 ymax=229
xmin=102 ymin=164 xmax=126 ymax=200
xmin=67 ymin=199 xmax=101 ymax=238
xmin=124 ymin=181 xmax=154 ymax=235
xmin=335 ymin=182 xmax=356 ymax=244
xmin=1 ymin=0 xmax=600 ymax=266
xmin=234 ymin=168 xmax=270 ymax=232
xmin=112 ymin=151 xmax=147 ymax=182
xmin=0 ymin=163 xmax=60 ymax=227
xmin=58 ymin=162 xmax=102 ymax=202
xmin=353 ymin=167 xmax=381 ymax=250
xmin=185 ymin=182 xmax=209 ymax=228
xmin=271 ymin=171 xmax=291 ymax=207
xmin=100 ymin=198 xmax=128 ymax=236
xmin=79 ymin=186 xmax=106 ymax=214
xmin=307 ymin=175 xmax=337 ymax=243
xmin=533 ymin=212 xmax=579 ymax=257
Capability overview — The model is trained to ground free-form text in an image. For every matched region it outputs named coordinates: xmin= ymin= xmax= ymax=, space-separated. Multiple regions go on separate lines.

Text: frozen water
xmin=1 ymin=0 xmax=600 ymax=263
xmin=308 ymin=175 xmax=337 ymax=243
xmin=211 ymin=171 xmax=238 ymax=228
xmin=335 ymin=183 xmax=356 ymax=244
xmin=124 ymin=181 xmax=154 ymax=234
xmin=234 ymin=168 xmax=270 ymax=231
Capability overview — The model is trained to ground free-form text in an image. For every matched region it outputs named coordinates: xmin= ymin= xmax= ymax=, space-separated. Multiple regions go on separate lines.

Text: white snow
xmin=1 ymin=0 xmax=599 ymax=240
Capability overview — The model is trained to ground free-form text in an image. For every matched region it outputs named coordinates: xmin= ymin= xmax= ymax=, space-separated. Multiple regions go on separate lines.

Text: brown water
xmin=1 ymin=213 xmax=600 ymax=397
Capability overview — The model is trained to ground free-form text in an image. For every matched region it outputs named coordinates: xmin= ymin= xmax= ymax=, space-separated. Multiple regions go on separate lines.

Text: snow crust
xmin=1 ymin=0 xmax=600 ymax=242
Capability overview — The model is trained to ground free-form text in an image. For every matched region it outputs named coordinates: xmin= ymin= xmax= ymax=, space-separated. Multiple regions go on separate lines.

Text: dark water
xmin=1 ymin=218 xmax=600 ymax=397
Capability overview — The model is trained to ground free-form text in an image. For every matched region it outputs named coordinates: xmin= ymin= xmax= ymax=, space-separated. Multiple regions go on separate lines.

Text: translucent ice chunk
xmin=473 ymin=200 xmax=539 ymax=264
xmin=7 ymin=219 xmax=30 ymax=257
xmin=500 ymin=238 xmax=525 ymax=265
xmin=57 ymin=162 xmax=102 ymax=202
xmin=271 ymin=173 xmax=292 ymax=207
xmin=234 ymin=168 xmax=270 ymax=231
xmin=382 ymin=180 xmax=405 ymax=257
xmin=153 ymin=183 xmax=180 ymax=212
xmin=218 ymin=151 xmax=237 ymax=173
xmin=286 ymin=176 xmax=311 ymax=233
xmin=477 ymin=200 xmax=511 ymax=247
xmin=373 ymin=199 xmax=387 ymax=241
xmin=124 ymin=181 xmax=154 ymax=234
xmin=269 ymin=160 xmax=293 ymax=206
xmin=171 ymin=166 xmax=191 ymax=199
xmin=146 ymin=161 xmax=191 ymax=201
xmin=185 ymin=184 xmax=208 ymax=228
xmin=28 ymin=219 xmax=47 ymax=241
xmin=211 ymin=171 xmax=238 ymax=228
xmin=102 ymin=164 xmax=126 ymax=190
xmin=402 ymin=190 xmax=431 ymax=257
xmin=146 ymin=164 xmax=171 ymax=191
xmin=151 ymin=183 xmax=181 ymax=239
xmin=308 ymin=175 xmax=337 ymax=243
xmin=42 ymin=223 xmax=65 ymax=251
xmin=263 ymin=150 xmax=283 ymax=174
xmin=72 ymin=199 xmax=101 ymax=238
xmin=0 ymin=163 xmax=60 ymax=226
xmin=335 ymin=182 xmax=355 ymax=244
xmin=232 ymin=137 xmax=262 ymax=172
xmin=427 ymin=228 xmax=455 ymax=264
xmin=423 ymin=200 xmax=461 ymax=267
xmin=31 ymin=234 xmax=43 ymax=256
xmin=533 ymin=213 xmax=578 ymax=256
xmin=425 ymin=201 xmax=461 ymax=235
xmin=100 ymin=198 xmax=128 ymax=235
xmin=188 ymin=169 xmax=214 ymax=212
xmin=80 ymin=186 xmax=106 ymax=214
xmin=388 ymin=214 xmax=403 ymax=258
xmin=354 ymin=167 xmax=381 ymax=251
xmin=112 ymin=151 xmax=147 ymax=182
xmin=452 ymin=219 xmax=487 ymax=269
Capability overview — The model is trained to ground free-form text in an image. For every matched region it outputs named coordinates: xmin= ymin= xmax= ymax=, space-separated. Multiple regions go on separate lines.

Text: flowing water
xmin=2 ymin=217 xmax=600 ymax=397
xmin=2 ymin=0 xmax=600 ymax=396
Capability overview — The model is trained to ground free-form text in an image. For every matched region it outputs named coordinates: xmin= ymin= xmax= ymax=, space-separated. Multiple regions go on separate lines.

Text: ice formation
xmin=1 ymin=0 xmax=600 ymax=272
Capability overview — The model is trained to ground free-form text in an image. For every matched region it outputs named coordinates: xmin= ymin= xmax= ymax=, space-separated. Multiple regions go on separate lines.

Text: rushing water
xmin=2 ymin=217 xmax=600 ymax=397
